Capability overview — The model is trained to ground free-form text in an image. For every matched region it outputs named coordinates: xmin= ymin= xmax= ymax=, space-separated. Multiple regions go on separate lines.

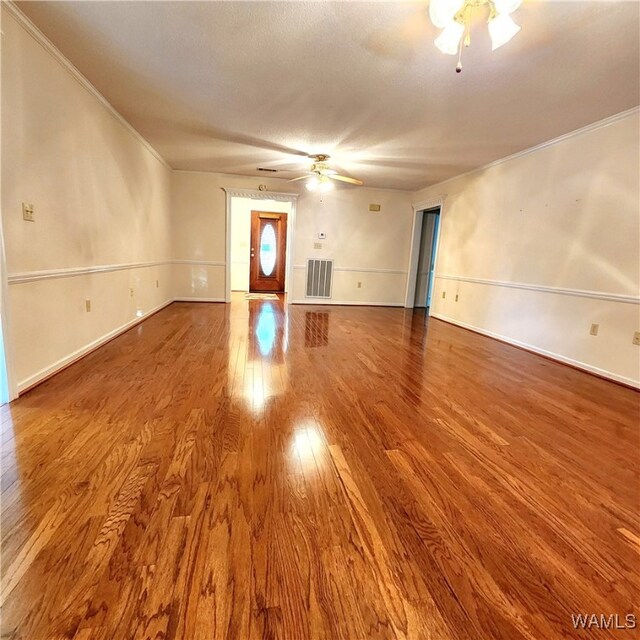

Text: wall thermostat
xmin=318 ymin=232 xmax=326 ymax=239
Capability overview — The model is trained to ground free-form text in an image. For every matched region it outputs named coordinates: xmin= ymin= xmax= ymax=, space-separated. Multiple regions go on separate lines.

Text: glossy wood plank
xmin=1 ymin=296 xmax=638 ymax=639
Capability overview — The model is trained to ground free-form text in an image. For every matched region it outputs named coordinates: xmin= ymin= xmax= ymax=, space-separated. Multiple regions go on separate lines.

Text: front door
xmin=249 ymin=211 xmax=287 ymax=292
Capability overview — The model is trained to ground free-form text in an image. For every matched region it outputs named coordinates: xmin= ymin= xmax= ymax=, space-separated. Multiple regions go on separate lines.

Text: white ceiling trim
xmin=419 ymin=106 xmax=640 ymax=193
xmin=221 ymin=188 xmax=298 ymax=201
xmin=3 ymin=1 xmax=171 ymax=170
xmin=412 ymin=196 xmax=445 ymax=212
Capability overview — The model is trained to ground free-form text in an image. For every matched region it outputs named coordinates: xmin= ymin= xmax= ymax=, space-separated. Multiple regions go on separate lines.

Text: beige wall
xmin=2 ymin=6 xmax=173 ymax=392
xmin=171 ymin=170 xmax=415 ymax=304
xmin=292 ymin=187 xmax=414 ymax=305
xmin=414 ymin=111 xmax=640 ymax=386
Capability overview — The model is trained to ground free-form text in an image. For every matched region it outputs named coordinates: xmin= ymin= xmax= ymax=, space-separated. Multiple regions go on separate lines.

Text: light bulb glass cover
xmin=488 ymin=13 xmax=520 ymax=50
xmin=492 ymin=0 xmax=522 ymax=15
xmin=429 ymin=0 xmax=464 ymax=29
xmin=317 ymin=178 xmax=334 ymax=193
xmin=305 ymin=176 xmax=319 ymax=191
xmin=434 ymin=20 xmax=465 ymax=55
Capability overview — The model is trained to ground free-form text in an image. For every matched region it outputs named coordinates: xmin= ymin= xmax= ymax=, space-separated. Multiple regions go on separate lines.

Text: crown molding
xmin=3 ymin=0 xmax=171 ymax=170
xmin=416 ymin=106 xmax=640 ymax=194
xmin=222 ymin=188 xmax=298 ymax=201
xmin=412 ymin=196 xmax=445 ymax=212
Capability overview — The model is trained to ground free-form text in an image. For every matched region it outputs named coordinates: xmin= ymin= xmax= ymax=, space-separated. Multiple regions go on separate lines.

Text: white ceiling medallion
xmin=429 ymin=0 xmax=522 ymax=72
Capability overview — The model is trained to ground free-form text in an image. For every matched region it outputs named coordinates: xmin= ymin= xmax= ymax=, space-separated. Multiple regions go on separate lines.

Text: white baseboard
xmin=17 ymin=299 xmax=173 ymax=393
xmin=173 ymin=297 xmax=226 ymax=303
xmin=289 ymin=299 xmax=404 ymax=307
xmin=430 ymin=312 xmax=640 ymax=389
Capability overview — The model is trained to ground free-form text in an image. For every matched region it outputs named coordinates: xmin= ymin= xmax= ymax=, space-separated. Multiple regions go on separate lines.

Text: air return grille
xmin=306 ymin=259 xmax=333 ymax=298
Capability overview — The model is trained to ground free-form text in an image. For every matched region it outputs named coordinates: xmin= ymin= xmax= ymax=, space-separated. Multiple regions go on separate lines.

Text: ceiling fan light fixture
xmin=305 ymin=176 xmax=319 ymax=191
xmin=488 ymin=12 xmax=520 ymax=50
xmin=429 ymin=0 xmax=522 ymax=70
xmin=317 ymin=175 xmax=334 ymax=193
xmin=429 ymin=0 xmax=464 ymax=29
xmin=435 ymin=20 xmax=465 ymax=55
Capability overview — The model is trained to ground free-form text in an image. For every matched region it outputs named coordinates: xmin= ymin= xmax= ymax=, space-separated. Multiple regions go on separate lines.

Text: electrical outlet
xmin=633 ymin=331 xmax=640 ymax=346
xmin=129 ymin=288 xmax=134 ymax=298
xmin=22 ymin=203 xmax=34 ymax=222
xmin=590 ymin=323 xmax=599 ymax=336
xmin=455 ymin=294 xmax=459 ymax=302
xmin=442 ymin=291 xmax=446 ymax=299
xmin=85 ymin=299 xmax=91 ymax=312
xmin=357 ymin=282 xmax=362 ymax=289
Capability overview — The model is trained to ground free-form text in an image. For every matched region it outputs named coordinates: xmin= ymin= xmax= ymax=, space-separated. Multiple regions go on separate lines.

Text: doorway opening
xmin=414 ymin=208 xmax=440 ymax=309
xmin=405 ymin=203 xmax=442 ymax=311
xmin=228 ymin=194 xmax=294 ymax=296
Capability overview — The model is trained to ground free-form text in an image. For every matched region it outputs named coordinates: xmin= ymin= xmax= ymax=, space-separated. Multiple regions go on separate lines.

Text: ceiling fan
xmin=288 ymin=154 xmax=364 ymax=192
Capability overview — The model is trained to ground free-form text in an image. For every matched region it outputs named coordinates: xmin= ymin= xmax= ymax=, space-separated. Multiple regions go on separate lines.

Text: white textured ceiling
xmin=16 ymin=1 xmax=640 ymax=190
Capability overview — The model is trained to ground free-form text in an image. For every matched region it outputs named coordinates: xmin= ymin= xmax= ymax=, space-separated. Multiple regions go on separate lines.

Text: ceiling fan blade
xmin=288 ymin=175 xmax=310 ymax=182
xmin=331 ymin=174 xmax=364 ymax=186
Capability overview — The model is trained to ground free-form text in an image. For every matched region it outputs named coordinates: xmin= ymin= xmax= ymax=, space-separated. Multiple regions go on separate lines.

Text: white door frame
xmin=222 ymin=188 xmax=298 ymax=303
xmin=404 ymin=197 xmax=445 ymax=310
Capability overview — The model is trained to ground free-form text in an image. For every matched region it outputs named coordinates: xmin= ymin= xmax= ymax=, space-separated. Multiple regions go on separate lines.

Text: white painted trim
xmin=223 ymin=188 xmax=297 ymax=304
xmin=431 ymin=312 xmax=640 ymax=389
xmin=222 ymin=188 xmax=299 ymax=202
xmin=3 ymin=2 xmax=171 ymax=170
xmin=436 ymin=274 xmax=640 ymax=305
xmin=172 ymin=259 xmax=226 ymax=267
xmin=17 ymin=299 xmax=173 ymax=393
xmin=404 ymin=209 xmax=424 ymax=309
xmin=8 ymin=260 xmax=172 ymax=285
xmin=411 ymin=196 xmax=445 ymax=213
xmin=290 ymin=299 xmax=404 ymax=307
xmin=292 ymin=265 xmax=406 ymax=275
xmin=174 ymin=297 xmax=226 ymax=303
xmin=416 ymin=107 xmax=640 ymax=192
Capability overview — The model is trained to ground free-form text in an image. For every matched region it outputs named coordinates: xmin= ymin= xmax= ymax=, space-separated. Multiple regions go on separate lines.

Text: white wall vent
xmin=306 ymin=259 xmax=333 ymax=298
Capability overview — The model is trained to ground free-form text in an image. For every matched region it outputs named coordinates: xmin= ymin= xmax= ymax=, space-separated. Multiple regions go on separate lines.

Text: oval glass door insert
xmin=260 ymin=223 xmax=277 ymax=276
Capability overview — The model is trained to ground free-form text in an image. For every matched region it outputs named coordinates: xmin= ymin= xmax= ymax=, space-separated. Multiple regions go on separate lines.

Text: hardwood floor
xmin=1 ymin=295 xmax=638 ymax=640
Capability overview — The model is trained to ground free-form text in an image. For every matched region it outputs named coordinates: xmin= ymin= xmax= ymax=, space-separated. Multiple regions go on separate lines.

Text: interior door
xmin=249 ymin=211 xmax=287 ymax=292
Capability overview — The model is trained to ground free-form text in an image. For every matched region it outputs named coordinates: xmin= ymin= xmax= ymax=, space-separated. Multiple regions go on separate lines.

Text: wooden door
xmin=249 ymin=211 xmax=287 ymax=292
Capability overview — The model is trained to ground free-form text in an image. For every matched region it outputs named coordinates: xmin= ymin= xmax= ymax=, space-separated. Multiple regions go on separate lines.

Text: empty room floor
xmin=1 ymin=295 xmax=638 ymax=640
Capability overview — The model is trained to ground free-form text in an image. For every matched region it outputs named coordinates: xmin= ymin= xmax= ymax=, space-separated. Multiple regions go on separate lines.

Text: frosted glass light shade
xmin=492 ymin=0 xmax=522 ymax=15
xmin=305 ymin=176 xmax=319 ymax=191
xmin=317 ymin=177 xmax=334 ymax=193
xmin=434 ymin=20 xmax=465 ymax=55
xmin=488 ymin=13 xmax=520 ymax=50
xmin=429 ymin=0 xmax=464 ymax=29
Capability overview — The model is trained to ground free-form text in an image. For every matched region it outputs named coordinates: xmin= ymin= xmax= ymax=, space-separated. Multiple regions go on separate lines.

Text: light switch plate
xmin=22 ymin=203 xmax=34 ymax=222
xmin=590 ymin=323 xmax=599 ymax=336
xmin=633 ymin=331 xmax=640 ymax=346
xmin=313 ymin=242 xmax=322 ymax=250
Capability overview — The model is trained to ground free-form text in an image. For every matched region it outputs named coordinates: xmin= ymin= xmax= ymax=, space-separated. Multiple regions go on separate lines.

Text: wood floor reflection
xmin=1 ymin=295 xmax=638 ymax=639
